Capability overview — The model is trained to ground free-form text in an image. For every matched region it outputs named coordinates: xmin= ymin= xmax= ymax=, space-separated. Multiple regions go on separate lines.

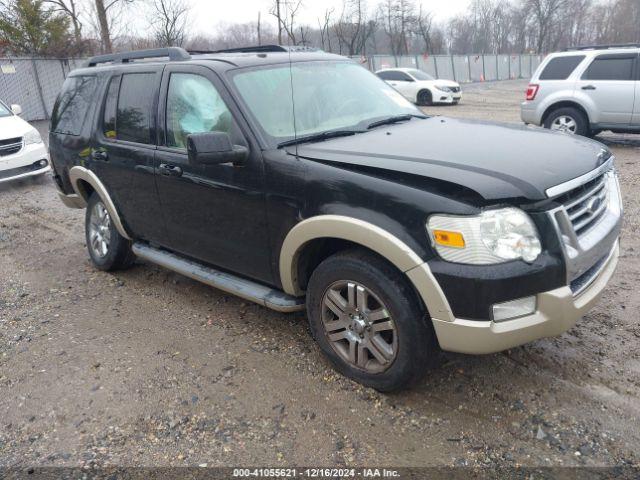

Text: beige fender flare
xmin=68 ymin=166 xmax=132 ymax=240
xmin=279 ymin=215 xmax=454 ymax=322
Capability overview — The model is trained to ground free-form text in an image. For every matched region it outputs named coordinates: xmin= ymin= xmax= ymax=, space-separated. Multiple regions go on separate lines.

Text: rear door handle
xmin=91 ymin=150 xmax=108 ymax=161
xmin=582 ymin=85 xmax=596 ymax=90
xmin=159 ymin=163 xmax=183 ymax=177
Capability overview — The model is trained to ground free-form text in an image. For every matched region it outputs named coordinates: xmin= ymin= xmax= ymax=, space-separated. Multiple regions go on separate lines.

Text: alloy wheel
xmin=321 ymin=280 xmax=397 ymax=373
xmin=88 ymin=202 xmax=112 ymax=258
xmin=550 ymin=115 xmax=577 ymax=134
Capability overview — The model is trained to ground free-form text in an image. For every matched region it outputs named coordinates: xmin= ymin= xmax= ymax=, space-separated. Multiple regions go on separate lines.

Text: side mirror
xmin=187 ymin=132 xmax=248 ymax=166
xmin=11 ymin=104 xmax=22 ymax=116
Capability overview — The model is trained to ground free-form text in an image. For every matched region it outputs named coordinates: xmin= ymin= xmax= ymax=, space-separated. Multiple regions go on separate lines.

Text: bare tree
xmin=413 ymin=3 xmax=433 ymax=53
xmin=43 ymin=0 xmax=82 ymax=44
xmin=318 ymin=8 xmax=334 ymax=51
xmin=148 ymin=0 xmax=189 ymax=47
xmin=270 ymin=0 xmax=303 ymax=44
xmin=93 ymin=0 xmax=135 ymax=53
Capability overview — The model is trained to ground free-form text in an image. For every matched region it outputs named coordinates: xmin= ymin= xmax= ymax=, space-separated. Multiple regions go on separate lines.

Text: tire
xmin=306 ymin=249 xmax=436 ymax=392
xmin=543 ymin=107 xmax=589 ymax=136
xmin=85 ymin=192 xmax=135 ymax=271
xmin=417 ymin=89 xmax=433 ymax=106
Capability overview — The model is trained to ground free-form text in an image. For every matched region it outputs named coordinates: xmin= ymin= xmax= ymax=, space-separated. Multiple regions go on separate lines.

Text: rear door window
xmin=51 ymin=76 xmax=97 ymax=135
xmin=115 ymin=73 xmax=157 ymax=144
xmin=582 ymin=55 xmax=636 ymax=81
xmin=539 ymin=55 xmax=585 ymax=80
xmin=102 ymin=75 xmax=120 ymax=139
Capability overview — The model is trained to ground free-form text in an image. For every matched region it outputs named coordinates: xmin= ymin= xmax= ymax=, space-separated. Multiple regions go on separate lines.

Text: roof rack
xmin=209 ymin=44 xmax=319 ymax=54
xmin=566 ymin=43 xmax=640 ymax=51
xmin=86 ymin=47 xmax=191 ymax=67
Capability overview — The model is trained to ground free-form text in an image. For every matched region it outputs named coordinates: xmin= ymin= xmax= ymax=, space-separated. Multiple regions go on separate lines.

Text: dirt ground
xmin=1 ymin=80 xmax=639 ymax=469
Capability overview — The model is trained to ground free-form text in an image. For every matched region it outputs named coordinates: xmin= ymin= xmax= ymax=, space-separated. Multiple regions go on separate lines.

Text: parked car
xmin=375 ymin=68 xmax=462 ymax=105
xmin=521 ymin=44 xmax=640 ymax=136
xmin=0 ymin=99 xmax=50 ymax=184
xmin=51 ymin=47 xmax=621 ymax=391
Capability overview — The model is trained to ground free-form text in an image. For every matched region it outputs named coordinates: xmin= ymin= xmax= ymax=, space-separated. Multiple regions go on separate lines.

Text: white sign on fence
xmin=1 ymin=64 xmax=17 ymax=74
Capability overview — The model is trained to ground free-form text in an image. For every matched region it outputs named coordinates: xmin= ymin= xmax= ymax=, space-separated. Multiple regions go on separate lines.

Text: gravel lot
xmin=1 ymin=80 xmax=639 ymax=469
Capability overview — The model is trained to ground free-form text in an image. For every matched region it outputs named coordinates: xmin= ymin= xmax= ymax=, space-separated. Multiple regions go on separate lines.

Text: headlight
xmin=435 ymin=85 xmax=452 ymax=92
xmin=427 ymin=208 xmax=542 ymax=264
xmin=24 ymin=128 xmax=43 ymax=145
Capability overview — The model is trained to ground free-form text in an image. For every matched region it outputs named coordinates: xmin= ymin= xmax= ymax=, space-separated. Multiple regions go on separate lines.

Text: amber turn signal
xmin=433 ymin=230 xmax=465 ymax=248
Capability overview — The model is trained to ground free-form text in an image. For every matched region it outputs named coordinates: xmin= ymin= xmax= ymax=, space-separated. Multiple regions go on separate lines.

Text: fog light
xmin=38 ymin=159 xmax=48 ymax=168
xmin=492 ymin=296 xmax=536 ymax=321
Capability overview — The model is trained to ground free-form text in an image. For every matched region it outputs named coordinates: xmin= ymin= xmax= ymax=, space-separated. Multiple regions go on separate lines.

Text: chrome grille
xmin=0 ymin=137 xmax=23 ymax=157
xmin=557 ymin=172 xmax=608 ymax=237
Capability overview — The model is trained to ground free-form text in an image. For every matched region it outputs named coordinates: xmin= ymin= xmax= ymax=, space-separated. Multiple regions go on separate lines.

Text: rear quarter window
xmin=538 ymin=55 xmax=585 ymax=80
xmin=51 ymin=76 xmax=97 ymax=135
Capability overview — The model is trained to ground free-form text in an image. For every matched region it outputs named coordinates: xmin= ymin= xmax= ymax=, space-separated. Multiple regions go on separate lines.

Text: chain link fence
xmin=0 ymin=57 xmax=86 ymax=122
xmin=357 ymin=54 xmax=546 ymax=83
xmin=1 ymin=54 xmax=544 ymax=122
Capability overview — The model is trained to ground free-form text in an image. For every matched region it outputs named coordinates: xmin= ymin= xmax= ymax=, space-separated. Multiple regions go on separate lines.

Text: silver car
xmin=521 ymin=44 xmax=640 ymax=136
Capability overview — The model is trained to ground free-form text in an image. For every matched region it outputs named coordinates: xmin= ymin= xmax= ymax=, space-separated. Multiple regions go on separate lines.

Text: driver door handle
xmin=582 ymin=85 xmax=596 ymax=90
xmin=159 ymin=163 xmax=183 ymax=177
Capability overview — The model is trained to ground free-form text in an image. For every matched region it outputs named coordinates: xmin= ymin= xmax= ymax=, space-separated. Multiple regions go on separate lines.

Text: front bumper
xmin=431 ymin=241 xmax=619 ymax=354
xmin=0 ymin=142 xmax=50 ymax=184
xmin=434 ymin=91 xmax=462 ymax=104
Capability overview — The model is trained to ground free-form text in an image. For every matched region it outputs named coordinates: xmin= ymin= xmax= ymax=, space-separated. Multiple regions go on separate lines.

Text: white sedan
xmin=0 ymin=100 xmax=50 ymax=184
xmin=375 ymin=68 xmax=462 ymax=106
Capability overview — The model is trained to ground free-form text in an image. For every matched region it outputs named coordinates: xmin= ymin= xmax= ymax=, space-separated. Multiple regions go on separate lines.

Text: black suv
xmin=50 ymin=46 xmax=622 ymax=391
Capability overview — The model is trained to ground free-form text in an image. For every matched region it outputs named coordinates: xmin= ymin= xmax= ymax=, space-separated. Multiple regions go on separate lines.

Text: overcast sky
xmin=186 ymin=0 xmax=472 ymax=36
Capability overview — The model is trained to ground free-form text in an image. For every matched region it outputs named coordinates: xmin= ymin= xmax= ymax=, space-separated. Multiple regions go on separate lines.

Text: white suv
xmin=521 ymin=44 xmax=640 ymax=136
xmin=376 ymin=68 xmax=462 ymax=106
xmin=0 ymin=100 xmax=50 ymax=184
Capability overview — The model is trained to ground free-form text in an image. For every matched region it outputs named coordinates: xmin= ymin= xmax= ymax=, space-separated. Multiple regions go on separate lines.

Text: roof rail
xmin=86 ymin=47 xmax=191 ymax=67
xmin=565 ymin=43 xmax=640 ymax=51
xmin=210 ymin=44 xmax=319 ymax=54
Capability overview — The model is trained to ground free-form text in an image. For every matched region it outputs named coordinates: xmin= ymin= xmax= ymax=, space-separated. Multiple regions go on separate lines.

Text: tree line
xmin=0 ymin=0 xmax=639 ymax=58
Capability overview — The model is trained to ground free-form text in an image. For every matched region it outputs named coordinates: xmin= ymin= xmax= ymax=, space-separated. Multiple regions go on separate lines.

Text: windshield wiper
xmin=278 ymin=129 xmax=364 ymax=148
xmin=366 ymin=114 xmax=426 ymax=130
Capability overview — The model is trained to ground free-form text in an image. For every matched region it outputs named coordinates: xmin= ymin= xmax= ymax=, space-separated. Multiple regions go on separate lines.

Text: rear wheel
xmin=306 ymin=249 xmax=436 ymax=392
xmin=417 ymin=89 xmax=433 ymax=106
xmin=544 ymin=107 xmax=589 ymax=136
xmin=85 ymin=193 xmax=135 ymax=271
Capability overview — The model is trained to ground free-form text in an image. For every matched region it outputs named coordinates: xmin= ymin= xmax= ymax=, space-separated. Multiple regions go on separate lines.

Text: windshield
xmin=408 ymin=69 xmax=435 ymax=81
xmin=230 ymin=61 xmax=421 ymax=145
xmin=0 ymin=100 xmax=12 ymax=118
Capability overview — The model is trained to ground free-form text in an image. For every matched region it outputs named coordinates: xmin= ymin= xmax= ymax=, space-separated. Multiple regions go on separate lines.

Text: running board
xmin=132 ymin=243 xmax=305 ymax=313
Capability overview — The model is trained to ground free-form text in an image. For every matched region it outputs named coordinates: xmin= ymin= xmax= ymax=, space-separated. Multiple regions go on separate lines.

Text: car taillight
xmin=526 ymin=84 xmax=539 ymax=101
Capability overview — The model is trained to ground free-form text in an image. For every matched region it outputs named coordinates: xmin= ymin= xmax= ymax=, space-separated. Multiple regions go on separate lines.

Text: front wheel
xmin=417 ymin=89 xmax=433 ymax=106
xmin=306 ymin=249 xmax=436 ymax=392
xmin=85 ymin=193 xmax=135 ymax=271
xmin=544 ymin=107 xmax=589 ymax=136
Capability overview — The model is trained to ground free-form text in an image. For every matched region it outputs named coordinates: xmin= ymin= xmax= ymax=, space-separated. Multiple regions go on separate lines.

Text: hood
xmin=294 ymin=117 xmax=609 ymax=201
xmin=429 ymin=79 xmax=459 ymax=88
xmin=0 ymin=114 xmax=32 ymax=140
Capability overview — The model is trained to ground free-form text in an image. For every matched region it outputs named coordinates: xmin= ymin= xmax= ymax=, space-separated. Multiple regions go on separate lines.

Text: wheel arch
xmin=68 ymin=166 xmax=131 ymax=240
xmin=542 ymin=101 xmax=591 ymax=126
xmin=279 ymin=215 xmax=454 ymax=322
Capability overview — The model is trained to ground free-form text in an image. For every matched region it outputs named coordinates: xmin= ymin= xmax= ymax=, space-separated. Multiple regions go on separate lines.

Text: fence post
xmin=450 ymin=54 xmax=456 ymax=82
xmin=530 ymin=55 xmax=533 ymax=77
xmin=30 ymin=58 xmax=49 ymax=121
xmin=482 ymin=54 xmax=486 ymax=81
xmin=496 ymin=55 xmax=499 ymax=80
xmin=518 ymin=55 xmax=522 ymax=79
xmin=467 ymin=55 xmax=472 ymax=82
xmin=433 ymin=56 xmax=439 ymax=78
xmin=508 ymin=54 xmax=511 ymax=80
